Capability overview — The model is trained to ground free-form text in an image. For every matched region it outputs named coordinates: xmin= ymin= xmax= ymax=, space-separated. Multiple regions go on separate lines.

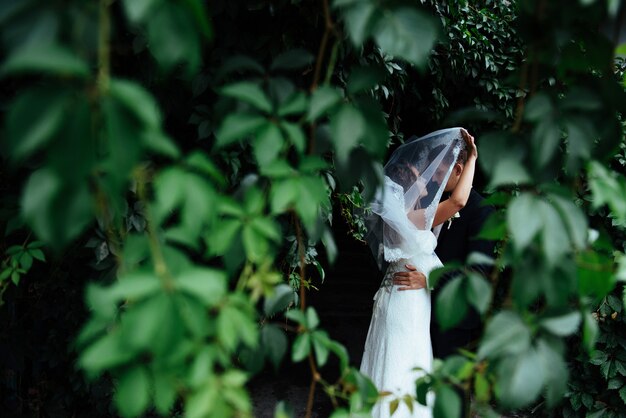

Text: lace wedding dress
xmin=361 ymin=129 xmax=464 ymax=418
xmin=360 ymin=180 xmax=441 ymax=418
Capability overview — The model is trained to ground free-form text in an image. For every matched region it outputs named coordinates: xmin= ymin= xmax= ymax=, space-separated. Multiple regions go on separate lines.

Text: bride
xmin=360 ymin=128 xmax=477 ymax=418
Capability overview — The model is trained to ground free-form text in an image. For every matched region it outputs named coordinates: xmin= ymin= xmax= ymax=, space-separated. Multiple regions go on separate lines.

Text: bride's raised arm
xmin=432 ymin=129 xmax=477 ymax=227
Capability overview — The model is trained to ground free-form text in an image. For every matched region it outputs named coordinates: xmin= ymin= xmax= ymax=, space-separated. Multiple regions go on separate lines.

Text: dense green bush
xmin=1 ymin=1 xmax=626 ymax=417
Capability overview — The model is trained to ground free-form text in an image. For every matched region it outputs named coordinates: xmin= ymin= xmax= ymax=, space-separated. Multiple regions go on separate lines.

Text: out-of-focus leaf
xmin=222 ymin=82 xmax=273 ymax=113
xmin=215 ymin=113 xmax=267 ymax=147
xmin=347 ymin=66 xmax=385 ymax=94
xmin=466 ymin=272 xmax=492 ymax=314
xmin=436 ymin=275 xmax=467 ymax=330
xmin=433 ymin=385 xmax=461 ymax=418
xmin=333 ymin=0 xmax=377 ymax=46
xmin=1 ymin=43 xmax=89 ymax=77
xmin=308 ymin=86 xmax=342 ymax=121
xmin=109 ymin=79 xmax=161 ymax=130
xmin=5 ymin=87 xmax=68 ymax=161
xmin=478 ymin=311 xmax=531 ymax=359
xmin=271 ymin=49 xmax=314 ymax=71
xmin=263 ymin=284 xmax=294 ymax=316
xmin=114 ymin=366 xmax=150 ymax=418
xmin=496 ymin=347 xmax=545 ymax=408
xmin=537 ymin=338 xmax=568 ymax=407
xmin=175 ymin=268 xmax=227 ymax=306
xmin=539 ymin=311 xmax=581 ymax=336
xmin=331 ymin=104 xmax=365 ymax=163
xmin=262 ymin=324 xmax=288 ymax=368
xmin=122 ymin=0 xmax=160 ymax=23
xmin=372 ymin=7 xmax=439 ymax=68
xmin=292 ymin=333 xmax=311 ymax=362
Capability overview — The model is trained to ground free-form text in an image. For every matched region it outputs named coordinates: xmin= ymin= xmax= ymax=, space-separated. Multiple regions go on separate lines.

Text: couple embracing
xmin=360 ymin=128 xmax=496 ymax=418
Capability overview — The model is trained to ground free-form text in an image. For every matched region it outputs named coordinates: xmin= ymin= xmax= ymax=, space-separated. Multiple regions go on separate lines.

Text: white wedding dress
xmin=360 ymin=177 xmax=443 ymax=418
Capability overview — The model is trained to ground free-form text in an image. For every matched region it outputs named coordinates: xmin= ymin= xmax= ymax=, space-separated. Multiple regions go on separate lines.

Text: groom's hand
xmin=392 ymin=265 xmax=427 ymax=291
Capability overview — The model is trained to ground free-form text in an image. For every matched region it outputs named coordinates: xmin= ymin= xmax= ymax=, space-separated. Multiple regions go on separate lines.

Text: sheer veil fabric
xmin=360 ymin=128 xmax=465 ymax=418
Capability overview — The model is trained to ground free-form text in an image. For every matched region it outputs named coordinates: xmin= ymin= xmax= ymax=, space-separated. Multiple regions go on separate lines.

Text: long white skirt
xmin=360 ymin=254 xmax=441 ymax=418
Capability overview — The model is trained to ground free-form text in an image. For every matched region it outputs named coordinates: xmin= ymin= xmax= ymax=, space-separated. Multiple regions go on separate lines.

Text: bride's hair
xmin=386 ymin=160 xmax=417 ymax=193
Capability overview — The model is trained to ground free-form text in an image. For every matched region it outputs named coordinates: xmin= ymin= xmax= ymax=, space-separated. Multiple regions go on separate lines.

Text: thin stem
xmin=323 ymin=40 xmax=340 ymax=86
xmin=305 ymin=353 xmax=320 ymax=418
xmin=97 ymin=0 xmax=112 ymax=94
xmin=136 ymin=170 xmax=175 ymax=290
xmin=310 ymin=0 xmax=335 ymax=92
xmin=294 ymin=215 xmax=307 ymax=311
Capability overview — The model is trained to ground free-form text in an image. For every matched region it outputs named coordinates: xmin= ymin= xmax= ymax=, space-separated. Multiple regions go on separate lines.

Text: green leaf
xmin=215 ymin=113 xmax=267 ymax=147
xmin=108 ymin=272 xmax=160 ymax=302
xmin=122 ymin=0 xmax=159 ymax=23
xmin=306 ymin=307 xmax=320 ymax=329
xmin=531 ymin=117 xmax=561 ymax=168
xmin=278 ymin=91 xmax=307 ymax=117
xmin=537 ymin=338 xmax=568 ymax=407
xmin=29 ymin=248 xmax=46 ymax=262
xmin=285 ymin=309 xmax=306 ymax=326
xmin=146 ymin=3 xmax=202 ymax=74
xmin=322 ymin=227 xmax=338 ymax=264
xmin=474 ymin=373 xmax=490 ymax=403
xmin=582 ymin=311 xmax=599 ymax=353
xmin=253 ymin=122 xmax=283 ymax=165
xmin=1 ymin=43 xmax=89 ymax=77
xmin=183 ymin=0 xmax=213 ymax=39
xmin=478 ymin=311 xmax=531 ymax=359
xmin=466 ymin=272 xmax=492 ymax=315
xmin=263 ymin=284 xmax=295 ymax=316
xmin=331 ymin=104 xmax=365 ymax=163
xmin=216 ymin=55 xmax=265 ymax=79
xmin=281 ymin=122 xmax=306 ymax=154
xmin=19 ymin=252 xmax=33 ymax=270
xmin=262 ymin=324 xmax=288 ymax=368
xmin=334 ymin=0 xmax=378 ymax=46
xmin=270 ymin=49 xmax=314 ymax=71
xmin=540 ymin=200 xmax=570 ymax=267
xmin=539 ymin=311 xmax=581 ymax=336
xmin=372 ymin=7 xmax=439 ymax=68
xmin=433 ymin=385 xmax=461 ymax=418
xmin=251 ymin=217 xmax=281 ymax=242
xmin=311 ymin=331 xmax=331 ymax=366
xmin=550 ymin=194 xmax=587 ymax=249
xmin=142 ymin=130 xmax=180 ymax=159
xmin=175 ymin=268 xmax=227 ymax=306
xmin=577 ymin=250 xmax=615 ymax=298
xmin=292 ymin=333 xmax=311 ymax=362
xmin=524 ymin=93 xmax=553 ymax=122
xmin=153 ymin=374 xmax=177 ymax=414
xmin=496 ymin=347 xmax=546 ymax=409
xmin=347 ymin=66 xmax=385 ymax=95
xmin=436 ymin=275 xmax=468 ymax=331
xmin=109 ymin=79 xmax=161 ymax=130
xmin=6 ymin=88 xmax=68 ymax=161
xmin=21 ymin=169 xmax=93 ymax=247
xmin=507 ymin=193 xmax=542 ymax=251
xmin=222 ymin=82 xmax=273 ymax=113
xmin=217 ymin=305 xmax=258 ymax=351
xmin=308 ymin=86 xmax=342 ymax=121
xmin=115 ymin=366 xmax=150 ymax=418
xmin=327 ymin=340 xmax=349 ymax=372
xmin=80 ymin=330 xmax=134 ymax=374
xmin=270 ymin=179 xmax=300 ymax=214
xmin=121 ymin=293 xmax=169 ymax=349
xmin=565 ymin=118 xmax=594 ymax=162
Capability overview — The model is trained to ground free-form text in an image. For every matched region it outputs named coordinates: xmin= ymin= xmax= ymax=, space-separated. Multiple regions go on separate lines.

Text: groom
xmin=392 ymin=139 xmax=496 ymax=357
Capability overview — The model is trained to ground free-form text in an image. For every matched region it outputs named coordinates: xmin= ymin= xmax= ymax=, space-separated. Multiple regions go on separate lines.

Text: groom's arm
xmin=392 ymin=264 xmax=427 ymax=290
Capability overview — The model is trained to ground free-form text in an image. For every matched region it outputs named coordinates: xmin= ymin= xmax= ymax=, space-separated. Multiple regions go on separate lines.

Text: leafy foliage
xmin=2 ymin=0 xmax=626 ymax=418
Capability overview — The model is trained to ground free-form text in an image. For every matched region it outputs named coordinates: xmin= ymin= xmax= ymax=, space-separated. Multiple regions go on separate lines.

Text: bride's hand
xmin=461 ymin=128 xmax=477 ymax=160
